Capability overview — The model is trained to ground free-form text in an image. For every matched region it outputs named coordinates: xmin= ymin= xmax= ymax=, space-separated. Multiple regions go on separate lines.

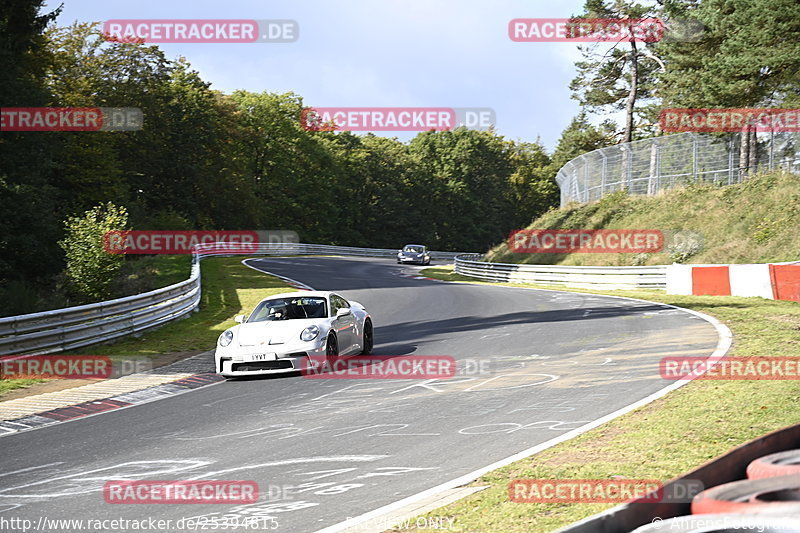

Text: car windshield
xmin=403 ymin=245 xmax=424 ymax=253
xmin=247 ymin=297 xmax=328 ymax=322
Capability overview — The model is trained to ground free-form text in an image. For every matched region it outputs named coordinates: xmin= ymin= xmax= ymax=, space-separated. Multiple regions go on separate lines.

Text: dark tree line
xmin=1 ymin=2 xmax=576 ymax=314
xmin=570 ymin=0 xmax=800 ymax=143
xmin=8 ymin=0 xmax=789 ymax=314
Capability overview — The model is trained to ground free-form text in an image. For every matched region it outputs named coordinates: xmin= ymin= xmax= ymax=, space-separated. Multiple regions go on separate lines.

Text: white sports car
xmin=215 ymin=291 xmax=373 ymax=377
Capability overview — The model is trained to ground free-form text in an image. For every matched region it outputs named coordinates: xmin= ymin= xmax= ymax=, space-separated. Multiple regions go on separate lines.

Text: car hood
xmin=234 ymin=319 xmax=321 ymax=347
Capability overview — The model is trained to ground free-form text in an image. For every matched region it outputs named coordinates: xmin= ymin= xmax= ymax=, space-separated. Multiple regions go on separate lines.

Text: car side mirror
xmin=336 ymin=308 xmax=351 ymax=318
xmin=234 ymin=314 xmax=247 ymax=323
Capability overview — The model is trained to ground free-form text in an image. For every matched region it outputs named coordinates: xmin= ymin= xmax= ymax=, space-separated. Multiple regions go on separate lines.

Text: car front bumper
xmin=215 ymin=339 xmax=327 ymax=377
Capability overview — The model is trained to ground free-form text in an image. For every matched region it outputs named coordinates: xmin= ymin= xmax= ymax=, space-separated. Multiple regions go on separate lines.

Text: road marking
xmin=0 ymin=463 xmax=64 ymax=478
xmin=0 ymin=459 xmax=210 ymax=498
xmin=185 ymin=456 xmax=389 ymax=480
xmin=312 ymin=280 xmax=733 ymax=533
xmin=241 ymin=258 xmax=316 ymax=290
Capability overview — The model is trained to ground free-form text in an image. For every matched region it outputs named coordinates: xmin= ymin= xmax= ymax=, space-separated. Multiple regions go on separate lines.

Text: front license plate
xmin=249 ymin=353 xmax=276 ymax=362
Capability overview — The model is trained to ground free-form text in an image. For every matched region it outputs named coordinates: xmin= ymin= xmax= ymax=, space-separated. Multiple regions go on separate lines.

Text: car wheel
xmin=326 ymin=334 xmax=339 ymax=364
xmin=361 ymin=319 xmax=373 ymax=355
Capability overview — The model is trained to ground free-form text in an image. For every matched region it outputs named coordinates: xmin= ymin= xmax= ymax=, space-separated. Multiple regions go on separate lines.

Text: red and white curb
xmin=667 ymin=261 xmax=800 ymax=301
xmin=0 ymin=373 xmax=223 ymax=436
xmin=0 ymin=258 xmax=311 ymax=438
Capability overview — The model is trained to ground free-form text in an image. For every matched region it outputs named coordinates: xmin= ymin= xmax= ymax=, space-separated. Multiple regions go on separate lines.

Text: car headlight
xmin=300 ymin=325 xmax=320 ymax=342
xmin=218 ymin=330 xmax=234 ymax=347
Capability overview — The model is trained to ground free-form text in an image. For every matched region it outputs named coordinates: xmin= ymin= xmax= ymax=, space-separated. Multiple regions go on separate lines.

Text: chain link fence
xmin=555 ymin=131 xmax=800 ymax=206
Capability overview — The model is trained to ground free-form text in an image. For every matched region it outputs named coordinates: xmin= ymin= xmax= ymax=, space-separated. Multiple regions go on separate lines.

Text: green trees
xmin=0 ymin=3 xmax=565 ymax=316
xmin=0 ymin=0 xmax=63 ymax=289
xmin=6 ymin=0 xmax=797 ymax=313
xmin=59 ymin=203 xmax=128 ymax=300
xmin=569 ymin=0 xmax=665 ymax=143
xmin=656 ymin=0 xmax=800 ymax=172
xmin=659 ymin=0 xmax=800 ymax=109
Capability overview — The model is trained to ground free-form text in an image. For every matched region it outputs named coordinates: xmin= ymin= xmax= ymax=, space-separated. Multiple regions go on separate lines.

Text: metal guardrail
xmin=0 ymin=264 xmax=201 ymax=356
xmin=454 ymin=254 xmax=667 ymax=290
xmin=0 ymin=243 xmax=667 ymax=355
xmin=0 ymin=242 xmax=466 ymax=355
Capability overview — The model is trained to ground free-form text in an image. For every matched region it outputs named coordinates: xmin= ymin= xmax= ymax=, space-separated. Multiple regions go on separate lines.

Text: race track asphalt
xmin=0 ymin=257 xmax=720 ymax=532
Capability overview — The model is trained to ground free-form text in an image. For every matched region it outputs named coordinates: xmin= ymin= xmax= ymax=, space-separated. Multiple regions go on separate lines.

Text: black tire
xmin=692 ymin=475 xmax=800 ymax=515
xmin=747 ymin=450 xmax=800 ymax=480
xmin=360 ymin=319 xmax=373 ymax=355
xmin=325 ymin=334 xmax=339 ymax=365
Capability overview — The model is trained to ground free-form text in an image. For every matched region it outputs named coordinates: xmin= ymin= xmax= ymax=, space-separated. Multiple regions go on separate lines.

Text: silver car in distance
xmin=215 ymin=291 xmax=373 ymax=377
xmin=397 ymin=244 xmax=431 ymax=265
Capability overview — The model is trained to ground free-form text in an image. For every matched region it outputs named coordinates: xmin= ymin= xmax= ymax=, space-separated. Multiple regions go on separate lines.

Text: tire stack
xmin=632 ymin=450 xmax=800 ymax=532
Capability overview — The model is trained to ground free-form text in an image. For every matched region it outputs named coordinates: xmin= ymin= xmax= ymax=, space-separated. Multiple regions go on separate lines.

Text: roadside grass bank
xmin=391 ymin=265 xmax=800 ymax=532
xmin=486 ymin=170 xmax=800 ymax=267
xmin=0 ymin=254 xmax=192 ymax=318
xmin=0 ymin=257 xmax=291 ymax=398
xmin=0 ymin=378 xmax=46 ymax=396
xmin=79 ymin=257 xmax=292 ymax=356
xmin=114 ymin=254 xmax=192 ymax=296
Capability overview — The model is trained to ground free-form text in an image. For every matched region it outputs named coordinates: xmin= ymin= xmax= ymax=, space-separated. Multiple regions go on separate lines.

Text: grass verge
xmin=114 ymin=254 xmax=193 ymax=295
xmin=388 ymin=265 xmax=800 ymax=532
xmin=0 ymin=378 xmax=46 ymax=396
xmin=486 ymin=171 xmax=800 ymax=266
xmin=0 ymin=257 xmax=292 ymax=397
xmin=81 ymin=257 xmax=292 ymax=356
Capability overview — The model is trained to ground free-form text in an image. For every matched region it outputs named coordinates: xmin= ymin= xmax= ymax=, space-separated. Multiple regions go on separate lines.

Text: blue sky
xmin=45 ymin=0 xmax=590 ymax=151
